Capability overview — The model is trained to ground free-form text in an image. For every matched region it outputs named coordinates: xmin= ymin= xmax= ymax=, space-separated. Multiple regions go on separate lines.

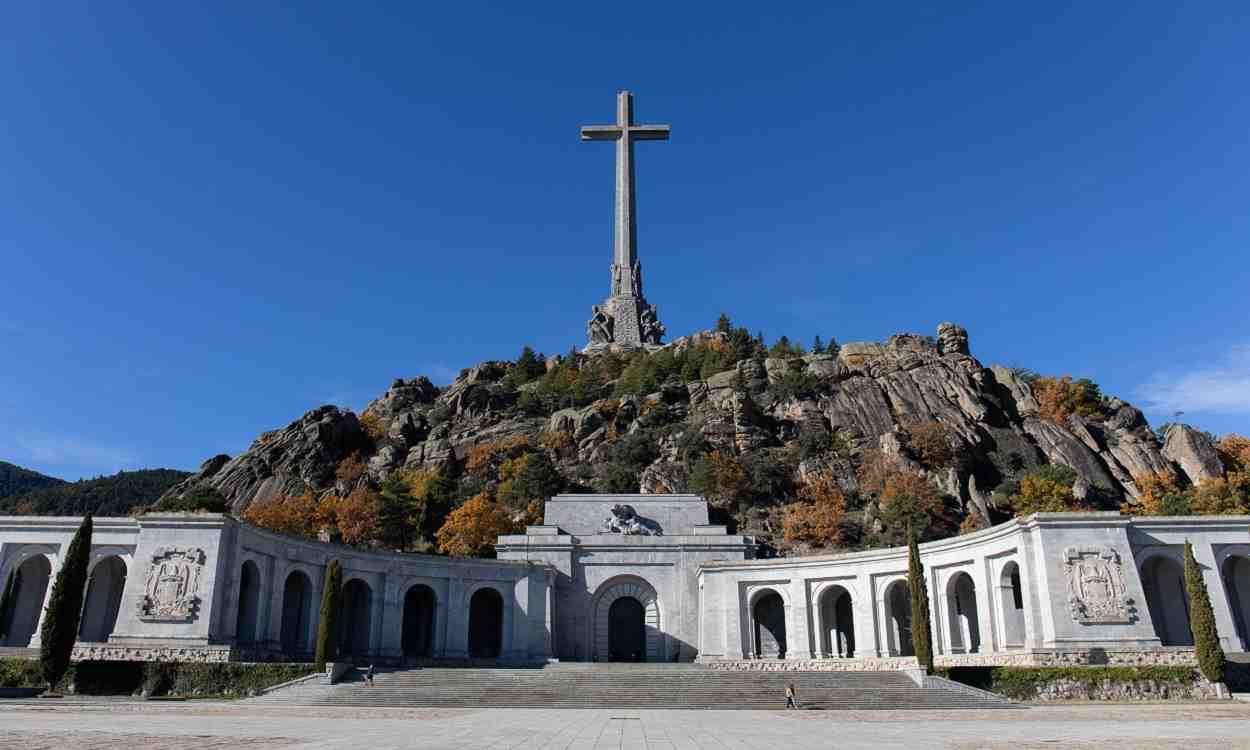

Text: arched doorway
xmin=999 ymin=561 xmax=1026 ymax=649
xmin=280 ymin=571 xmax=311 ymax=657
xmin=402 ymin=584 xmax=436 ymax=659
xmin=468 ymin=587 xmax=503 ymax=658
xmin=608 ymin=596 xmax=646 ymax=661
xmin=592 ymin=577 xmax=662 ymax=662
xmin=235 ymin=560 xmax=261 ymax=644
xmin=1222 ymin=556 xmax=1250 ymax=650
xmin=885 ymin=580 xmax=914 ymax=656
xmin=339 ymin=578 xmax=373 ymax=657
xmin=79 ymin=556 xmax=126 ymax=642
xmin=752 ymin=591 xmax=786 ymax=659
xmin=1142 ymin=555 xmax=1192 ymax=646
xmin=818 ymin=585 xmax=854 ymax=658
xmin=1 ymin=555 xmax=51 ymax=647
xmin=946 ymin=572 xmax=981 ymax=654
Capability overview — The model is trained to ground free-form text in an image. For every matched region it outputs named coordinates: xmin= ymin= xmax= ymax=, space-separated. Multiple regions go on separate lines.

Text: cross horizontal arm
xmin=629 ymin=125 xmax=670 ymax=141
xmin=580 ymin=126 xmax=622 ymax=141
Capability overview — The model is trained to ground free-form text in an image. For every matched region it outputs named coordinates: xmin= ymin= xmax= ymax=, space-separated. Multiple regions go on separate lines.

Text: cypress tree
xmin=39 ymin=514 xmax=92 ymax=689
xmin=0 ymin=568 xmax=18 ymax=642
xmin=314 ymin=560 xmax=342 ymax=670
xmin=1184 ymin=541 xmax=1225 ymax=684
xmin=907 ymin=527 xmax=934 ymax=673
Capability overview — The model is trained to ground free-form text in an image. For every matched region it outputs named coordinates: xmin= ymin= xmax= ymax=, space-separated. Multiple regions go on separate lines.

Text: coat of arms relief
xmin=137 ymin=547 xmax=206 ymax=622
xmin=1063 ymin=546 xmax=1131 ymax=624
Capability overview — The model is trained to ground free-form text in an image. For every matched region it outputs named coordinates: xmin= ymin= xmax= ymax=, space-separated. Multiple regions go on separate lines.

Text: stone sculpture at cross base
xmin=581 ymin=90 xmax=669 ymax=349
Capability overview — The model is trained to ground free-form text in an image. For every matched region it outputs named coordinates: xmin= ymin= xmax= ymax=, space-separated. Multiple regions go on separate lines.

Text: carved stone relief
xmin=1062 ymin=546 xmax=1130 ymax=624
xmin=137 ymin=547 xmax=206 ymax=622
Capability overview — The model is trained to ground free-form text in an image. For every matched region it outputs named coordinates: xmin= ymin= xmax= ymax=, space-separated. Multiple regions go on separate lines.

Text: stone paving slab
xmin=1 ymin=701 xmax=1250 ymax=749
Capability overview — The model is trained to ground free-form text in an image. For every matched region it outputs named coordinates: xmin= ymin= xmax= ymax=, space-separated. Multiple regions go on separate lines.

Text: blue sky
xmin=1 ymin=2 xmax=1248 ymax=480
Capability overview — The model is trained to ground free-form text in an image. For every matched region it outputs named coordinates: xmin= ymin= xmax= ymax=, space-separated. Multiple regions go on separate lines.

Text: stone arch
xmin=402 ymin=584 xmax=437 ymax=659
xmin=79 ymin=555 xmax=127 ymax=642
xmin=999 ymin=560 xmax=1026 ymax=649
xmin=817 ymin=584 xmax=855 ymax=658
xmin=279 ymin=570 xmax=312 ymax=657
xmin=0 ymin=553 xmax=52 ymax=647
xmin=591 ymin=576 xmax=661 ymax=662
xmin=884 ymin=578 xmax=914 ymax=657
xmin=468 ymin=586 xmax=504 ymax=658
xmin=1222 ymin=554 xmax=1250 ymax=650
xmin=1140 ymin=552 xmax=1192 ymax=646
xmin=235 ymin=560 xmax=261 ymax=644
xmin=945 ymin=571 xmax=981 ymax=654
xmin=339 ymin=578 xmax=374 ymax=657
xmin=750 ymin=588 xmax=787 ymax=659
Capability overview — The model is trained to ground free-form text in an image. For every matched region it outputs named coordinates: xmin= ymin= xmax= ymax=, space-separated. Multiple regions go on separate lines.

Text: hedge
xmin=939 ymin=665 xmax=1202 ymax=701
xmin=0 ymin=658 xmax=314 ymax=697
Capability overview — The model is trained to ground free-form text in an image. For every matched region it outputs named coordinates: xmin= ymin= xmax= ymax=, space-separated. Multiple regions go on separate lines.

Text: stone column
xmin=264 ymin=557 xmax=289 ymax=650
xmin=787 ymin=577 xmax=812 ymax=659
xmin=369 ymin=572 xmax=387 ymax=660
xmin=444 ymin=576 xmax=467 ymax=658
xmin=27 ymin=552 xmax=61 ymax=650
xmin=380 ymin=573 xmax=404 ymax=661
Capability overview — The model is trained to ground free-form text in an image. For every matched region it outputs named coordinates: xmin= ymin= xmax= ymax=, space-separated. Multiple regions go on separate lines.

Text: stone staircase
xmin=252 ymin=663 xmax=1014 ymax=710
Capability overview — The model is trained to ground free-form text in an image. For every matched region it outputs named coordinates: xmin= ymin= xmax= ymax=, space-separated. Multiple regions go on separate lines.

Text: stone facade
xmin=2 ymin=502 xmax=1250 ymax=671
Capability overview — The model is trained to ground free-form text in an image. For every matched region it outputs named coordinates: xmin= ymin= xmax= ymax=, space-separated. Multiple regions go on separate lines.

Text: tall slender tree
xmin=907 ymin=527 xmax=934 ymax=673
xmin=1184 ymin=541 xmax=1226 ymax=684
xmin=314 ymin=560 xmax=343 ymax=671
xmin=39 ymin=514 xmax=92 ymax=689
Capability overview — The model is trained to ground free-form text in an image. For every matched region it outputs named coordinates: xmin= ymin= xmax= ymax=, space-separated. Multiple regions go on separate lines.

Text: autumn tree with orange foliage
xmin=435 ymin=493 xmax=522 ymax=558
xmin=1218 ymin=434 xmax=1250 ymax=475
xmin=1008 ymin=473 xmax=1086 ymax=516
xmin=358 ymin=411 xmax=387 ymax=443
xmin=904 ymin=421 xmax=956 ymax=469
xmin=465 ymin=435 xmax=531 ymax=478
xmin=242 ymin=491 xmax=331 ymax=539
xmin=782 ymin=470 xmax=847 ymax=549
xmin=877 ymin=470 xmax=950 ymax=543
xmin=334 ymin=487 xmax=382 ymax=546
xmin=334 ymin=452 xmax=368 ymax=488
xmin=1029 ymin=375 xmax=1105 ymax=424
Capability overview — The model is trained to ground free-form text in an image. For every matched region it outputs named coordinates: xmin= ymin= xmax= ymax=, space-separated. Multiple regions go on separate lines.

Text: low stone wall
xmin=703 ymin=656 xmax=921 ymax=672
xmin=71 ymin=644 xmax=235 ymax=663
xmin=935 ymin=648 xmax=1198 ymax=669
xmin=941 ymin=665 xmax=1228 ymax=702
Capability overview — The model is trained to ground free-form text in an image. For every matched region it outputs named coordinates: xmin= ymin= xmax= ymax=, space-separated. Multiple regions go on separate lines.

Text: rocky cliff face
xmin=162 ymin=324 xmax=1223 ymax=536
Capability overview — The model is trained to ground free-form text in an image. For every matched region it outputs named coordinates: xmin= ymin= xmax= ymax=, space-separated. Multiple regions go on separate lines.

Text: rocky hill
xmin=160 ymin=321 xmax=1231 ymax=550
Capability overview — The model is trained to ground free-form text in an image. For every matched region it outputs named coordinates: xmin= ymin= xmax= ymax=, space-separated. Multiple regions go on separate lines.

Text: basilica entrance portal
xmin=591 ymin=577 xmax=661 ymax=662
xmin=608 ymin=596 xmax=646 ymax=661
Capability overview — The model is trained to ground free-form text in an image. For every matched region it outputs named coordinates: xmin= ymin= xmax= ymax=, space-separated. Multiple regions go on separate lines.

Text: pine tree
xmin=812 ymin=336 xmax=824 ymax=354
xmin=314 ymin=560 xmax=343 ymax=670
xmin=39 ymin=514 xmax=92 ymax=689
xmin=0 ymin=568 xmax=18 ymax=642
xmin=715 ymin=313 xmax=732 ymax=333
xmin=1184 ymin=541 xmax=1226 ymax=684
xmin=907 ymin=527 xmax=934 ymax=673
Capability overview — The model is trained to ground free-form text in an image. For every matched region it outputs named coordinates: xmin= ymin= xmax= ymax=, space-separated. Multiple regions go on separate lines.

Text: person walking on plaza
xmin=785 ymin=683 xmax=797 ymax=710
xmin=364 ymin=664 xmax=375 ymax=687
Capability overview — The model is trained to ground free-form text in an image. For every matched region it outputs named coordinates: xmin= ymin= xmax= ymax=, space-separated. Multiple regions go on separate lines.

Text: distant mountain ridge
xmin=0 ymin=467 xmax=191 ymax=516
xmin=0 ymin=461 xmax=65 ymax=499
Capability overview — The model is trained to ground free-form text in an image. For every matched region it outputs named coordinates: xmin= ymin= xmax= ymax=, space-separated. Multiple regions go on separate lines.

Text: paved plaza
xmin=2 ymin=701 xmax=1250 ymax=749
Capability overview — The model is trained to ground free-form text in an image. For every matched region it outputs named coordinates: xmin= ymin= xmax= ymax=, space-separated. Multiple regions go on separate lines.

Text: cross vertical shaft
xmin=581 ymin=91 xmax=670 ymax=348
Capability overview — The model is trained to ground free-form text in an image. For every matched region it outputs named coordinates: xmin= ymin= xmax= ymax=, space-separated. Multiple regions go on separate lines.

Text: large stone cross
xmin=581 ymin=91 xmax=669 ymax=348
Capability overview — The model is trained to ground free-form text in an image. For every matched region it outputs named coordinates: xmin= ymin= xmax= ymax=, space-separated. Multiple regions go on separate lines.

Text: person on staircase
xmin=785 ymin=683 xmax=798 ymax=710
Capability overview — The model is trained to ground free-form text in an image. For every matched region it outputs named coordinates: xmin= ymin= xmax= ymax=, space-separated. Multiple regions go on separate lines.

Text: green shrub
xmin=40 ymin=514 xmax=92 ymax=688
xmin=315 ymin=560 xmax=342 ymax=670
xmin=0 ymin=658 xmax=313 ymax=697
xmin=907 ymin=528 xmax=934 ymax=673
xmin=1185 ymin=542 xmax=1226 ymax=683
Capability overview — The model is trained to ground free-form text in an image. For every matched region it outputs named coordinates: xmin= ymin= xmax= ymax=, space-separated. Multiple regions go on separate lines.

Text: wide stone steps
xmin=253 ymin=665 xmax=1013 ymax=710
